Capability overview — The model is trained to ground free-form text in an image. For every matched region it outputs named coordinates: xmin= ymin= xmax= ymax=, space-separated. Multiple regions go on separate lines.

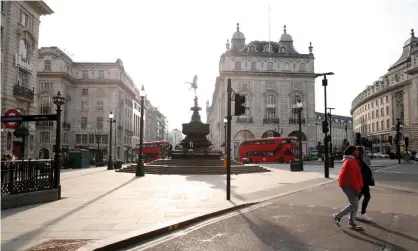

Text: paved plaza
xmin=0 ymin=159 xmax=401 ymax=251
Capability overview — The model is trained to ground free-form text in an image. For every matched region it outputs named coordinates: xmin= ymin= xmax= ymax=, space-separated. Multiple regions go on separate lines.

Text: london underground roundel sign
xmin=3 ymin=109 xmax=22 ymax=129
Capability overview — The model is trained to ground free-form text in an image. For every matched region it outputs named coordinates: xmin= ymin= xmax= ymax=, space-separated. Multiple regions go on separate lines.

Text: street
xmin=126 ymin=163 xmax=418 ymax=251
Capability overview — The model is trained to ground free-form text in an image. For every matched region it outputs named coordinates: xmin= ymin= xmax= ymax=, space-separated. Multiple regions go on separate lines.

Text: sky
xmin=38 ymin=0 xmax=418 ymax=131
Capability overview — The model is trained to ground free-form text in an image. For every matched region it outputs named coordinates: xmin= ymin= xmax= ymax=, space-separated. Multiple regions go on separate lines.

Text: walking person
xmin=356 ymin=146 xmax=374 ymax=222
xmin=332 ymin=146 xmax=364 ymax=230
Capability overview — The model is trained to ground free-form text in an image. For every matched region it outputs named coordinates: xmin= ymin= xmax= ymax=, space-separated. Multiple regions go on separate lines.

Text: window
xmin=386 ymin=119 xmax=390 ymax=129
xmin=240 ymin=82 xmax=249 ymax=89
xmin=97 ymin=101 xmax=104 ymax=111
xmin=19 ymin=40 xmax=28 ymax=60
xmin=386 ymin=106 xmax=389 ymax=115
xmin=1 ymin=26 xmax=4 ymax=51
xmin=44 ymin=60 xmax=51 ymax=71
xmin=99 ymin=70 xmax=104 ymax=79
xmin=63 ymin=133 xmax=68 ymax=144
xmin=18 ymin=69 xmax=29 ymax=87
xmin=381 ymin=108 xmax=384 ymax=116
xmin=266 ymin=82 xmax=275 ymax=89
xmin=376 ymin=122 xmax=379 ymax=131
xmin=381 ymin=120 xmax=384 ymax=130
xmin=291 ymin=95 xmax=302 ymax=121
xmin=96 ymin=117 xmax=103 ymax=129
xmin=81 ymin=101 xmax=88 ymax=111
xmin=39 ymin=132 xmax=50 ymax=143
xmin=376 ymin=109 xmax=379 ymax=117
xmin=39 ymin=97 xmax=51 ymax=114
xmin=83 ymin=70 xmax=88 ymax=79
xmin=82 ymin=88 xmax=88 ymax=96
xmin=283 ymin=62 xmax=289 ymax=71
xmin=1 ymin=1 xmax=4 ymax=12
xmin=235 ymin=61 xmax=241 ymax=70
xmin=299 ymin=63 xmax=306 ymax=72
xmin=267 ymin=62 xmax=273 ymax=71
xmin=372 ymin=111 xmax=374 ymax=119
xmin=39 ymin=82 xmax=52 ymax=90
xmin=20 ymin=10 xmax=32 ymax=29
xmin=386 ymin=96 xmax=388 ymax=102
xmin=265 ymin=107 xmax=276 ymax=118
xmin=251 ymin=61 xmax=256 ymax=70
xmin=243 ymin=94 xmax=251 ymax=116
xmin=81 ymin=117 xmax=87 ymax=129
xmin=89 ymin=134 xmax=95 ymax=144
xmin=266 ymin=95 xmax=276 ymax=106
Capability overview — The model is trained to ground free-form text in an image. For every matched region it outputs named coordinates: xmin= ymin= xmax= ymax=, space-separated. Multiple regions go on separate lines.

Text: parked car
xmin=379 ymin=153 xmax=390 ymax=158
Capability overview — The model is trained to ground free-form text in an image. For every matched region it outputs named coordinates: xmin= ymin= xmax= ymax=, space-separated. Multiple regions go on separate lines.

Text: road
xmin=125 ymin=163 xmax=418 ymax=251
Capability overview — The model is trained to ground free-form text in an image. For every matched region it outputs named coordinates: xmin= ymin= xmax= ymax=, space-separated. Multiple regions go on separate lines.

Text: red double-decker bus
xmin=136 ymin=140 xmax=169 ymax=163
xmin=238 ymin=137 xmax=297 ymax=163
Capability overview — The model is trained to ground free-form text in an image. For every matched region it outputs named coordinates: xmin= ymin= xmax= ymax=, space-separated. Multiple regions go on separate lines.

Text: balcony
xmin=289 ymin=117 xmax=306 ymax=124
xmin=15 ymin=53 xmax=35 ymax=74
xmin=236 ymin=117 xmax=253 ymax=124
xmin=125 ymin=129 xmax=134 ymax=136
xmin=263 ymin=117 xmax=280 ymax=124
xmin=13 ymin=85 xmax=34 ymax=101
xmin=63 ymin=122 xmax=71 ymax=130
xmin=36 ymin=121 xmax=54 ymax=128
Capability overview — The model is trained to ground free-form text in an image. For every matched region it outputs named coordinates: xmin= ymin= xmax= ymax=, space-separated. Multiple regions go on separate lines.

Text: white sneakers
xmin=356 ymin=213 xmax=373 ymax=222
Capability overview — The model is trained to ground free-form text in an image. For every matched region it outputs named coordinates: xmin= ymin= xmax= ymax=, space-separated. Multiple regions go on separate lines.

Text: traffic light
xmin=343 ymin=139 xmax=347 ymax=147
xmin=355 ymin=133 xmax=361 ymax=145
xmin=322 ymin=121 xmax=329 ymax=133
xmin=388 ymin=136 xmax=393 ymax=145
xmin=234 ymin=94 xmax=246 ymax=116
xmin=405 ymin=137 xmax=409 ymax=147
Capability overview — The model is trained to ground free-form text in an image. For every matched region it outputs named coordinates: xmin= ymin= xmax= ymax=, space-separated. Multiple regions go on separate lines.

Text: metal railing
xmin=1 ymin=159 xmax=56 ymax=196
xmin=13 ymin=85 xmax=34 ymax=101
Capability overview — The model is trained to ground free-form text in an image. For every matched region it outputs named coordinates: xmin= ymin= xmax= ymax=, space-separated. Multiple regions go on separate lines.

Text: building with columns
xmin=143 ymin=99 xmax=167 ymax=142
xmin=351 ymin=29 xmax=418 ymax=153
xmin=37 ymin=47 xmax=139 ymax=162
xmin=1 ymin=1 xmax=53 ymax=159
xmin=206 ymin=23 xmax=317 ymax=160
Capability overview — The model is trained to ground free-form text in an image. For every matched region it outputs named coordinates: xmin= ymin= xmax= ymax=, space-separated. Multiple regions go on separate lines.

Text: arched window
xmin=39 ymin=97 xmax=51 ymax=115
xmin=266 ymin=95 xmax=276 ymax=106
xmin=283 ymin=62 xmax=289 ymax=71
xmin=265 ymin=94 xmax=277 ymax=121
xmin=291 ymin=94 xmax=302 ymax=122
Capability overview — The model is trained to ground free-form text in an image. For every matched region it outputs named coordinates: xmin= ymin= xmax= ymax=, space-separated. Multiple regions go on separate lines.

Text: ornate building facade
xmin=37 ymin=47 xmax=138 ymax=162
xmin=351 ymin=29 xmax=418 ymax=152
xmin=1 ymin=1 xmax=53 ymax=159
xmin=206 ymin=24 xmax=317 ymax=159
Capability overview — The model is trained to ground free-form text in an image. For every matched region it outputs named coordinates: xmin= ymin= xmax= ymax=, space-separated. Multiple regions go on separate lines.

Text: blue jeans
xmin=335 ymin=187 xmax=359 ymax=226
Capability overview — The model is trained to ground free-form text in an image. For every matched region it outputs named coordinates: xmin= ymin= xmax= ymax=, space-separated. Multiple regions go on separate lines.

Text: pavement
xmin=1 ymin=163 xmax=342 ymax=251
xmin=125 ymin=166 xmax=418 ymax=251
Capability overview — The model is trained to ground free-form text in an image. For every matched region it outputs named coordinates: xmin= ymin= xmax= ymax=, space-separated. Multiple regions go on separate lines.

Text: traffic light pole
xmin=226 ymin=78 xmax=232 ymax=200
xmin=396 ymin=118 xmax=401 ymax=164
xmin=345 ymin=125 xmax=348 ymax=147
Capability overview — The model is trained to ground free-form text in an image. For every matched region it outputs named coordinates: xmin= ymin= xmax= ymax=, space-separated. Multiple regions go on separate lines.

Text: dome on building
xmin=280 ymin=25 xmax=293 ymax=42
xmin=232 ymin=23 xmax=245 ymax=40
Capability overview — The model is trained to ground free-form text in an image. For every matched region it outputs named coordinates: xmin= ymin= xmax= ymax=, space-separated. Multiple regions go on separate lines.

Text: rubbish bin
xmin=114 ymin=160 xmax=122 ymax=169
xmin=290 ymin=159 xmax=303 ymax=172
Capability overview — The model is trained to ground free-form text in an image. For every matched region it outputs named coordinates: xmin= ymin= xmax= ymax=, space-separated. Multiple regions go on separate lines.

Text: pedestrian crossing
xmin=375 ymin=164 xmax=418 ymax=175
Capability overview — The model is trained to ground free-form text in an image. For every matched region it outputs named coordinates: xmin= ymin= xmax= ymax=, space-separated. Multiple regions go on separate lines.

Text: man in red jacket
xmin=332 ymin=146 xmax=364 ymax=230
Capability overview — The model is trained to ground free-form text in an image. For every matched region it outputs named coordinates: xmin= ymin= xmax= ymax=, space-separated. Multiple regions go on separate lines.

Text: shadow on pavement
xmin=367 ymin=222 xmax=418 ymax=242
xmin=236 ymin=210 xmax=310 ymax=250
xmin=2 ymin=176 xmax=140 ymax=251
xmin=342 ymin=229 xmax=409 ymax=251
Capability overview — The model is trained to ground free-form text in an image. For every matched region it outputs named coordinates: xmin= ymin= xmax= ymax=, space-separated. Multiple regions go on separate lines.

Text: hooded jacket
xmin=338 ymin=155 xmax=363 ymax=193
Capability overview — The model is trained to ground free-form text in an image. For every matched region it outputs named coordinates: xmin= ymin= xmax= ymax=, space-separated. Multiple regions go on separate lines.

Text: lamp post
xmin=296 ymin=99 xmax=304 ymax=171
xmin=136 ymin=85 xmax=146 ymax=177
xmin=107 ymin=112 xmax=116 ymax=170
xmin=344 ymin=124 xmax=348 ymax=148
xmin=315 ymin=72 xmax=334 ymax=178
xmin=53 ymin=91 xmax=65 ymax=194
xmin=223 ymin=118 xmax=227 ymax=155
xmin=327 ymin=107 xmax=335 ymax=168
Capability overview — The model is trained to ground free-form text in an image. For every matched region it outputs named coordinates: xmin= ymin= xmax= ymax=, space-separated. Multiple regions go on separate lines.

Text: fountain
xmin=118 ymin=75 xmax=270 ymax=174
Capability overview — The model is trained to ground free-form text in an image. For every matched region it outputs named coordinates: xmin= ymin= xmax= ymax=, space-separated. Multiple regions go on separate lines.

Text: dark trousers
xmin=358 ymin=185 xmax=371 ymax=214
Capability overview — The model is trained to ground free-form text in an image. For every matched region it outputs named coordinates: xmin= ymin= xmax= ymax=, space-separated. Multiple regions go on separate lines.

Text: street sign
xmin=3 ymin=109 xmax=21 ymax=129
xmin=1 ymin=114 xmax=57 ymax=123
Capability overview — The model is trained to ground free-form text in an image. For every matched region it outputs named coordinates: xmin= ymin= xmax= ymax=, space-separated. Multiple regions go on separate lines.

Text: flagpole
xmin=268 ymin=6 xmax=271 ymax=53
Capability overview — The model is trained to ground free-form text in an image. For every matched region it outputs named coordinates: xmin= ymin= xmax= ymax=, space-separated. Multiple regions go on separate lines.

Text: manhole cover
xmin=26 ymin=239 xmax=91 ymax=251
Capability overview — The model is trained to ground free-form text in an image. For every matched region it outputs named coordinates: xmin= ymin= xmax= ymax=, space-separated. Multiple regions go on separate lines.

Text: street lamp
xmin=344 ymin=124 xmax=348 ymax=147
xmin=315 ymin=72 xmax=334 ymax=178
xmin=136 ymin=85 xmax=146 ymax=177
xmin=107 ymin=112 xmax=116 ymax=170
xmin=224 ymin=118 xmax=227 ymax=155
xmin=327 ymin=107 xmax=335 ymax=168
xmin=296 ymin=99 xmax=304 ymax=171
xmin=53 ymin=91 xmax=65 ymax=192
xmin=395 ymin=118 xmax=403 ymax=164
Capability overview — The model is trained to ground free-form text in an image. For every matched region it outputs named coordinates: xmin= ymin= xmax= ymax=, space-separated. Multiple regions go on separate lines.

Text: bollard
xmin=223 ymin=155 xmax=227 ymax=168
